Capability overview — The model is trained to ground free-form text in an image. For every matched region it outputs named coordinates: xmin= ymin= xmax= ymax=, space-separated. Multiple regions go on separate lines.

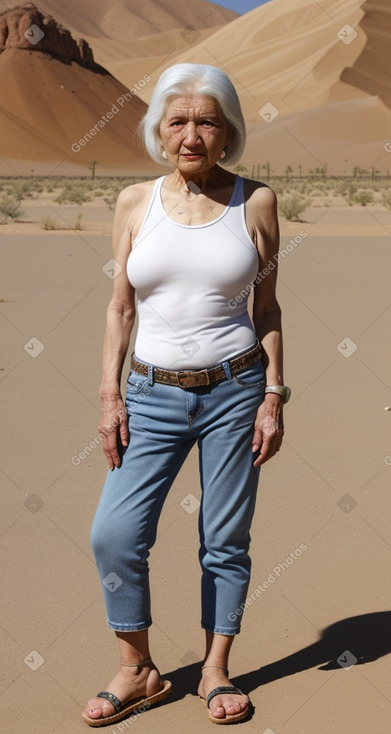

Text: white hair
xmin=139 ymin=63 xmax=246 ymax=166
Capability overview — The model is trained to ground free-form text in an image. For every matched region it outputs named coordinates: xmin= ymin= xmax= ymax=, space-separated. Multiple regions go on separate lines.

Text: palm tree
xmin=89 ymin=160 xmax=97 ymax=180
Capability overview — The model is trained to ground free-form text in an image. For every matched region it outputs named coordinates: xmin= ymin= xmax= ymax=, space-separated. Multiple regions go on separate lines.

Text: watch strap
xmin=265 ymin=385 xmax=291 ymax=403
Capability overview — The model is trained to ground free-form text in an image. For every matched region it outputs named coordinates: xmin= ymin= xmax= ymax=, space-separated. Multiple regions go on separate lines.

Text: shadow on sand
xmin=163 ymin=611 xmax=391 ymax=705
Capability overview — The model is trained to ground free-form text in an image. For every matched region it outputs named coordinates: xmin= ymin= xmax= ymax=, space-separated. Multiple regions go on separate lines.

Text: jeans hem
xmin=201 ymin=621 xmax=240 ymax=636
xmin=107 ymin=618 xmax=152 ymax=632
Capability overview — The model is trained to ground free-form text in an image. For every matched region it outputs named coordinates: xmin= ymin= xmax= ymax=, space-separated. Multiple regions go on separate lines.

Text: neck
xmin=170 ymin=165 xmax=233 ymax=193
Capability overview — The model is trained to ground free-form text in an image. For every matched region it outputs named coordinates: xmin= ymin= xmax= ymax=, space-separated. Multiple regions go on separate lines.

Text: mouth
xmin=181 ymin=153 xmax=204 ymax=160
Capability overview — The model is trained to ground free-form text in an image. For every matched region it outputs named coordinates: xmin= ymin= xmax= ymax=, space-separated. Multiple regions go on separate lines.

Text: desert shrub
xmin=381 ymin=191 xmax=391 ymax=209
xmin=41 ymin=216 xmax=62 ymax=230
xmin=0 ymin=195 xmax=22 ymax=222
xmin=40 ymin=212 xmax=83 ymax=230
xmin=278 ymin=193 xmax=311 ymax=221
xmin=55 ymin=184 xmax=91 ymax=204
xmin=352 ymin=190 xmax=374 ymax=206
xmin=103 ymin=195 xmax=117 ymax=210
xmin=71 ymin=212 xmax=83 ymax=230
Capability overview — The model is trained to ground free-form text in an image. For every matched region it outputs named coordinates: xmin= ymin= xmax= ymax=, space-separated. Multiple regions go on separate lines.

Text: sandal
xmin=82 ymin=658 xmax=172 ymax=728
xmin=200 ymin=665 xmax=251 ymax=724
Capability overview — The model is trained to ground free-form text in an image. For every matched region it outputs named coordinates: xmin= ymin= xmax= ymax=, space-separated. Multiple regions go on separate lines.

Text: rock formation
xmin=0 ymin=2 xmax=103 ymax=71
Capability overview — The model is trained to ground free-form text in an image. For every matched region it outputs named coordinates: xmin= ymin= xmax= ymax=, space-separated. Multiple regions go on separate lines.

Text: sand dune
xmin=139 ymin=0 xmax=390 ymax=173
xmin=85 ymin=27 xmax=227 ymax=93
xmin=0 ymin=46 xmax=155 ymax=171
xmin=242 ymin=96 xmax=391 ymax=175
xmin=145 ymin=0 xmax=390 ymax=117
xmin=3 ymin=0 xmax=237 ymax=39
xmin=1 ymin=0 xmax=390 ymax=173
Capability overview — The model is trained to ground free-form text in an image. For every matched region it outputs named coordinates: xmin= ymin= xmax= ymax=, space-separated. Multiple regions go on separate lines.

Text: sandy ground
xmin=1 ymin=203 xmax=391 ymax=733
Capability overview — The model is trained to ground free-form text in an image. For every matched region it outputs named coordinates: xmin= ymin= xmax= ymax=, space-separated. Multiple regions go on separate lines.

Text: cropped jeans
xmin=91 ymin=349 xmax=266 ymax=635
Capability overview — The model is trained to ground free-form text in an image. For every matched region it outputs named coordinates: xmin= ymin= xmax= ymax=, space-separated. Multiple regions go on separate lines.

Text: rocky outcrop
xmin=0 ymin=3 xmax=103 ymax=71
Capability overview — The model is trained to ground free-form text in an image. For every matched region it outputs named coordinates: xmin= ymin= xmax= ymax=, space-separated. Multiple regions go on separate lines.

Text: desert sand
xmin=1 ymin=189 xmax=391 ymax=733
xmin=1 ymin=0 xmax=391 ymax=732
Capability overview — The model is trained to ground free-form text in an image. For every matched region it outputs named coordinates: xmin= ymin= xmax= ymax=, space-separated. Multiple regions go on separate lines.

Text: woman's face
xmin=159 ymin=94 xmax=232 ymax=173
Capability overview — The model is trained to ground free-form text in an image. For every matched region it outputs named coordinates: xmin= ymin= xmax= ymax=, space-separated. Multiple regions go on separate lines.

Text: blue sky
xmin=212 ymin=0 xmax=272 ymax=13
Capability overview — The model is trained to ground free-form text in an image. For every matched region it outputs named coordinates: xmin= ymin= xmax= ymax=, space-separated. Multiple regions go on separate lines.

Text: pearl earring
xmin=219 ymin=149 xmax=226 ymax=160
xmin=162 ymin=150 xmax=168 ymax=159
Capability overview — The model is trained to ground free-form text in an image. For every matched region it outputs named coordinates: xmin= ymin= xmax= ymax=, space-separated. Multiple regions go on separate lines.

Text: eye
xmin=201 ymin=120 xmax=215 ymax=127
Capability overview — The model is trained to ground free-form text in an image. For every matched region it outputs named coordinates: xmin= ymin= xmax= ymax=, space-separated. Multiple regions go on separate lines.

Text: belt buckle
xmin=176 ymin=369 xmax=210 ymax=388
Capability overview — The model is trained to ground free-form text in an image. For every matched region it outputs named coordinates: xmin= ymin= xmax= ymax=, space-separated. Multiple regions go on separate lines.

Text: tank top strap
xmin=229 ymin=175 xmax=244 ymax=207
xmin=133 ymin=176 xmax=166 ymax=246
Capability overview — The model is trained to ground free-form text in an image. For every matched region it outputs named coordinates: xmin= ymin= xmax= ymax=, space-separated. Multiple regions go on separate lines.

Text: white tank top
xmin=127 ymin=175 xmax=259 ymax=369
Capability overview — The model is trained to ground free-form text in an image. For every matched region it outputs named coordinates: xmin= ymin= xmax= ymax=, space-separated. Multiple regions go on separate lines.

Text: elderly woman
xmin=82 ymin=63 xmax=289 ymax=727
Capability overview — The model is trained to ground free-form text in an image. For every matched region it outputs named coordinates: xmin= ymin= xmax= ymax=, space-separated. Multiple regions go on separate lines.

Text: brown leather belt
xmin=130 ymin=342 xmax=262 ymax=389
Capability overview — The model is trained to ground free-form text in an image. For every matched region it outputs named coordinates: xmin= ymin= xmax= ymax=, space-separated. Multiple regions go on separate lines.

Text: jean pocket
xmin=233 ymin=359 xmax=266 ymax=388
xmin=126 ymin=371 xmax=149 ymax=394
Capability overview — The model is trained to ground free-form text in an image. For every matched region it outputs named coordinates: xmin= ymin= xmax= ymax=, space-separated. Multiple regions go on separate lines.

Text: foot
xmin=83 ymin=660 xmax=163 ymax=722
xmin=198 ymin=665 xmax=249 ymax=721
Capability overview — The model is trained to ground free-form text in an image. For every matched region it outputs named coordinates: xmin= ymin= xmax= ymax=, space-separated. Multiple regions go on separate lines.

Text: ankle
xmin=120 ymin=657 xmax=153 ymax=669
xmin=202 ymin=664 xmax=229 ymax=676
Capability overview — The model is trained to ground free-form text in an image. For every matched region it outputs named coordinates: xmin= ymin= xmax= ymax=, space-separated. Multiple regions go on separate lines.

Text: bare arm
xmin=98 ymin=188 xmax=137 ymax=470
xmin=249 ymin=186 xmax=285 ymax=466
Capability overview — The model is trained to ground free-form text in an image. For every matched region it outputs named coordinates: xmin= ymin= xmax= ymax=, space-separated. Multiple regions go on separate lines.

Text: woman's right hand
xmin=98 ymin=396 xmax=129 ymax=470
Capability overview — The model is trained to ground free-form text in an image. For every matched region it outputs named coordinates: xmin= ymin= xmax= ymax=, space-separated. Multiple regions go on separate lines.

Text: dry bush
xmin=0 ymin=195 xmax=22 ymax=222
xmin=278 ymin=193 xmax=311 ymax=221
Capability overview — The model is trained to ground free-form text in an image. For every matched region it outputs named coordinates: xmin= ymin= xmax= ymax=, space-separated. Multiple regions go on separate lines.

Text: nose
xmin=182 ymin=121 xmax=198 ymax=146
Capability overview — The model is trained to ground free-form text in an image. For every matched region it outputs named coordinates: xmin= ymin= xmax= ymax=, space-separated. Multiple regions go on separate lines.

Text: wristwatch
xmin=265 ymin=385 xmax=291 ymax=403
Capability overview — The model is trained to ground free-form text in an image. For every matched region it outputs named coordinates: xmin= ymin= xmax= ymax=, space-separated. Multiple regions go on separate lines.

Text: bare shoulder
xmin=116 ymin=178 xmax=158 ymax=210
xmin=114 ymin=178 xmax=159 ymax=238
xmin=242 ymin=178 xmax=278 ymax=244
xmin=243 ymin=178 xmax=277 ymax=211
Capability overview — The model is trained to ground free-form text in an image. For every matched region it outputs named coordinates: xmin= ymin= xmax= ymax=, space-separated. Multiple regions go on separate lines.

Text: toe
xmin=84 ymin=697 xmax=115 ymax=720
xmin=211 ymin=704 xmax=226 ymax=719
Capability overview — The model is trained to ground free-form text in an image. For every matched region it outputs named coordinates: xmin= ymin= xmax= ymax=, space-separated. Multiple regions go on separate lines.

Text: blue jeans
xmin=91 ymin=350 xmax=265 ymax=635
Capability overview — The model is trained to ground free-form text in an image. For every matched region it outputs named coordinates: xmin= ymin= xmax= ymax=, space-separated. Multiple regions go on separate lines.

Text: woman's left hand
xmin=252 ymin=395 xmax=284 ymax=467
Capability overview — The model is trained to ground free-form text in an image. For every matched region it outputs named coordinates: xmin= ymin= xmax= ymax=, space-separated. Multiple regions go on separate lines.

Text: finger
xmin=253 ymin=433 xmax=280 ymax=466
xmin=105 ymin=445 xmax=122 ymax=470
xmin=119 ymin=419 xmax=129 ymax=447
xmin=253 ymin=441 xmax=273 ymax=466
xmin=111 ymin=450 xmax=122 ymax=469
xmin=103 ymin=448 xmax=114 ymax=470
xmin=252 ymin=426 xmax=263 ymax=452
xmin=103 ymin=432 xmax=122 ymax=469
